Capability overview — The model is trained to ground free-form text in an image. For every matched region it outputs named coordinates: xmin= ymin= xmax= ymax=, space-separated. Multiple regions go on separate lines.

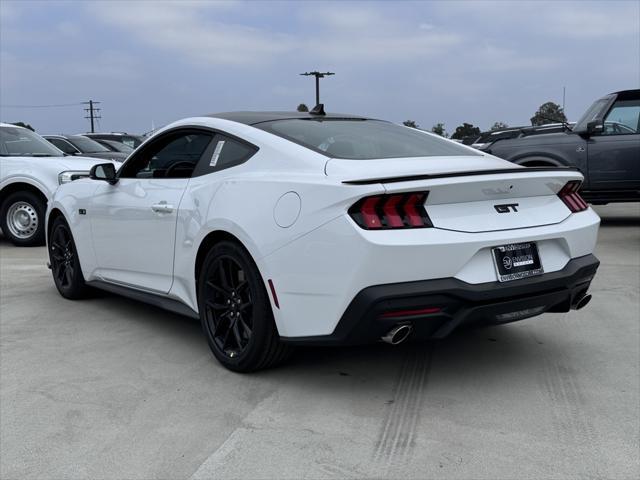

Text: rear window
xmin=68 ymin=136 xmax=111 ymax=153
xmin=89 ymin=134 xmax=143 ymax=148
xmin=255 ymin=119 xmax=480 ymax=159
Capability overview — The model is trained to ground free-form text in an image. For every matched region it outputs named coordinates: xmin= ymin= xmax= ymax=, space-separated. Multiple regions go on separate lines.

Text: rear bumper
xmin=281 ymin=254 xmax=599 ymax=345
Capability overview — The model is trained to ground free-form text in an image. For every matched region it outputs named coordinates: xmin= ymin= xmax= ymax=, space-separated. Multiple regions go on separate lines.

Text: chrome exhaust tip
xmin=381 ymin=324 xmax=412 ymax=345
xmin=572 ymin=293 xmax=592 ymax=310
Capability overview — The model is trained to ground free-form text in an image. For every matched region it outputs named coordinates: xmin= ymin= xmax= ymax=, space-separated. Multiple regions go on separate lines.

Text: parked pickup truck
xmin=480 ymin=90 xmax=639 ymax=204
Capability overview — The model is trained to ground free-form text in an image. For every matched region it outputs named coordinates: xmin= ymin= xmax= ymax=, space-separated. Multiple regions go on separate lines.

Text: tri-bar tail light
xmin=349 ymin=192 xmax=432 ymax=230
xmin=558 ymin=180 xmax=588 ymax=212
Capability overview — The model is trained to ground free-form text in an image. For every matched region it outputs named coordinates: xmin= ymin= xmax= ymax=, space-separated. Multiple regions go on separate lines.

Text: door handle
xmin=151 ymin=202 xmax=174 ymax=214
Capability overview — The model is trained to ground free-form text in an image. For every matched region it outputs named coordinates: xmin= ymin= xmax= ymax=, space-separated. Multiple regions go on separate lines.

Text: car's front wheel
xmin=49 ymin=216 xmax=89 ymax=299
xmin=0 ymin=191 xmax=46 ymax=246
xmin=198 ymin=241 xmax=291 ymax=372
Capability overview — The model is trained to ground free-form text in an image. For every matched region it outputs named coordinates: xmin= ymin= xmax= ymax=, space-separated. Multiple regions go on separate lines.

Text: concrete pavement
xmin=1 ymin=203 xmax=638 ymax=479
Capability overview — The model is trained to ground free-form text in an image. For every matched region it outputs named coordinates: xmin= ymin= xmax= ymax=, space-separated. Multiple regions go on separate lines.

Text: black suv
xmin=481 ymin=90 xmax=639 ymax=204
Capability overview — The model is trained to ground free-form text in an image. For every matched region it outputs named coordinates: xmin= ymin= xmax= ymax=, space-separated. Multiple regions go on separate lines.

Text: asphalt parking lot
xmin=1 ymin=204 xmax=638 ymax=479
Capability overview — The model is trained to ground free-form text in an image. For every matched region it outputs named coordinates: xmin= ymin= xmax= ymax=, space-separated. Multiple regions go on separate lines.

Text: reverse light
xmin=349 ymin=192 xmax=432 ymax=230
xmin=558 ymin=180 xmax=588 ymax=212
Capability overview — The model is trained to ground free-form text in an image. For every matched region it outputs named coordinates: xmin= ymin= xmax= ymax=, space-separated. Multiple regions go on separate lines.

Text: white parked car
xmin=47 ymin=110 xmax=600 ymax=372
xmin=0 ymin=123 xmax=106 ymax=246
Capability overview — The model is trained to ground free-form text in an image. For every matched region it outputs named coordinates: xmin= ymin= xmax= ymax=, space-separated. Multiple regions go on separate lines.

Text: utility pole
xmin=82 ymin=100 xmax=101 ymax=133
xmin=300 ymin=71 xmax=335 ymax=105
xmin=562 ymin=86 xmax=566 ymax=113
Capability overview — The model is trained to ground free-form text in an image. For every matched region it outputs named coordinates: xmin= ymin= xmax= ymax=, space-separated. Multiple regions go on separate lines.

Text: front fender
xmin=47 ymin=180 xmax=100 ymax=279
xmin=1 ymin=176 xmax=54 ymax=200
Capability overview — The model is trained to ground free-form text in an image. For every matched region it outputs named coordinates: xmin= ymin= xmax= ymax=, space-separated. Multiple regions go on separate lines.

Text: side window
xmin=602 ymin=99 xmax=640 ymax=135
xmin=49 ymin=138 xmax=77 ymax=154
xmin=119 ymin=131 xmax=213 ymax=179
xmin=192 ymin=135 xmax=257 ymax=176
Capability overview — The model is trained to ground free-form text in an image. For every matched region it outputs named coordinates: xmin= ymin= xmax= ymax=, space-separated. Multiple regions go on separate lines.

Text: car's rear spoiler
xmin=341 ymin=166 xmax=580 ymax=185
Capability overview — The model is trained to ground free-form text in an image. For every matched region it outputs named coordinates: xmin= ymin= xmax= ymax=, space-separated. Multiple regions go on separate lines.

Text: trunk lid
xmin=326 ymin=156 xmax=583 ymax=233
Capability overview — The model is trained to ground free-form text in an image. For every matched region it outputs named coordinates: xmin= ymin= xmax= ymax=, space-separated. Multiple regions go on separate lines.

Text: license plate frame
xmin=492 ymin=242 xmax=544 ymax=282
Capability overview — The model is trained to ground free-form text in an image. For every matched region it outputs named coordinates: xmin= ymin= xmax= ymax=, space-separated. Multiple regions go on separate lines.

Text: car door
xmin=587 ymin=96 xmax=640 ymax=190
xmin=89 ymin=128 xmax=214 ymax=293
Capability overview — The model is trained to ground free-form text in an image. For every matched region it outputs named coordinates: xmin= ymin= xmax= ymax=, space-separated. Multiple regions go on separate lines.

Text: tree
xmin=403 ymin=120 xmax=419 ymax=128
xmin=491 ymin=121 xmax=509 ymax=131
xmin=11 ymin=121 xmax=34 ymax=131
xmin=451 ymin=122 xmax=480 ymax=140
xmin=431 ymin=123 xmax=447 ymax=137
xmin=297 ymin=103 xmax=309 ymax=112
xmin=530 ymin=102 xmax=567 ymax=126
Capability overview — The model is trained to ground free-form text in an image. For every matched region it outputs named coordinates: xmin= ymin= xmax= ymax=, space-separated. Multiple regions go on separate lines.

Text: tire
xmin=0 ymin=191 xmax=46 ymax=246
xmin=197 ymin=241 xmax=292 ymax=372
xmin=49 ymin=216 xmax=90 ymax=299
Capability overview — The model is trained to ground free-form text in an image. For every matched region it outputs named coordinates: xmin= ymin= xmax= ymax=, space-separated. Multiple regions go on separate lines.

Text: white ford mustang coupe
xmin=47 ymin=108 xmax=600 ymax=372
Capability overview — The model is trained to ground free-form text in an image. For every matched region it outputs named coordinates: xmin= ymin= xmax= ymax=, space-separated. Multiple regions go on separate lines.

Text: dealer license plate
xmin=492 ymin=242 xmax=544 ymax=282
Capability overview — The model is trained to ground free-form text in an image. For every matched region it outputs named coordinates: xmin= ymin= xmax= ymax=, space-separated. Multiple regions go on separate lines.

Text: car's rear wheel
xmin=49 ymin=217 xmax=89 ymax=299
xmin=198 ymin=241 xmax=291 ymax=372
xmin=0 ymin=191 xmax=46 ymax=246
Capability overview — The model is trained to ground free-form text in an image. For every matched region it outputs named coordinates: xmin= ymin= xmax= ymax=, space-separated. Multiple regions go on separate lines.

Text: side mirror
xmin=586 ymin=120 xmax=604 ymax=135
xmin=89 ymin=163 xmax=118 ymax=184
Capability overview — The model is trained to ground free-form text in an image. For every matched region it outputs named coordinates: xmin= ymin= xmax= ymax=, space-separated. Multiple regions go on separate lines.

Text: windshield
xmin=574 ymin=96 xmax=613 ymax=132
xmin=256 ymin=119 xmax=480 ymax=159
xmin=0 ymin=126 xmax=64 ymax=157
xmin=67 ymin=136 xmax=111 ymax=153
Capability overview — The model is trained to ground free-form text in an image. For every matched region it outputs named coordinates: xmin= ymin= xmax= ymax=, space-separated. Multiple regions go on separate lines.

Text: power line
xmin=0 ymin=102 xmax=84 ymax=109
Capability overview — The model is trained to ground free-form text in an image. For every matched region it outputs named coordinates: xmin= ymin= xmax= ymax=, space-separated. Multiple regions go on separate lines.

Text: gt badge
xmin=494 ymin=203 xmax=519 ymax=213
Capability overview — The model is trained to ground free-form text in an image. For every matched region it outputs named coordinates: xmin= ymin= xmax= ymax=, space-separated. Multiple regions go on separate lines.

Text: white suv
xmin=0 ymin=123 xmax=106 ymax=246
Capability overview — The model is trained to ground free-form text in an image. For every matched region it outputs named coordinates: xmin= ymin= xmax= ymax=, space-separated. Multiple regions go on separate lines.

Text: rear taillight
xmin=348 ymin=192 xmax=432 ymax=230
xmin=558 ymin=180 xmax=588 ymax=212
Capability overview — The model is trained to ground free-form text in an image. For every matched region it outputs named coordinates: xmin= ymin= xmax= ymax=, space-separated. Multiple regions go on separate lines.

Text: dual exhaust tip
xmin=381 ymin=324 xmax=412 ymax=345
xmin=382 ymin=292 xmax=592 ymax=344
xmin=572 ymin=293 xmax=592 ymax=311
xmin=381 ymin=292 xmax=592 ymax=345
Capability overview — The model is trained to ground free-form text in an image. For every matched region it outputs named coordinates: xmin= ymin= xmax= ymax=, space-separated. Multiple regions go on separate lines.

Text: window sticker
xmin=210 ymin=140 xmax=226 ymax=167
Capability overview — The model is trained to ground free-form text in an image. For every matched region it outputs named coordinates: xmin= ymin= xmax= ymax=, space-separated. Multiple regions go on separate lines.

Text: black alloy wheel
xmin=198 ymin=241 xmax=291 ymax=372
xmin=203 ymin=256 xmax=253 ymax=358
xmin=49 ymin=217 xmax=88 ymax=299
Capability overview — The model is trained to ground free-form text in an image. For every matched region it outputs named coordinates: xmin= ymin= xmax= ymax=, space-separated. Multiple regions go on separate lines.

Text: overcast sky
xmin=1 ymin=0 xmax=638 ymax=135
